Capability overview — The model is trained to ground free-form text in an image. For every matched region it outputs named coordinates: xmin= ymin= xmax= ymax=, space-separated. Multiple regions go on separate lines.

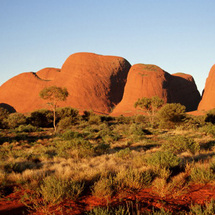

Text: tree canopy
xmin=39 ymin=86 xmax=69 ymax=132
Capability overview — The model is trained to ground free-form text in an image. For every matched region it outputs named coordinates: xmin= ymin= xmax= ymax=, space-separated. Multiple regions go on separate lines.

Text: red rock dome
xmin=111 ymin=64 xmax=201 ymax=116
xmin=198 ymin=65 xmax=215 ymax=111
xmin=0 ymin=53 xmax=131 ymax=114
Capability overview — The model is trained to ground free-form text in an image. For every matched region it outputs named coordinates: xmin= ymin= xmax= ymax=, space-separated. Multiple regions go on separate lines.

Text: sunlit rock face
xmin=111 ymin=64 xmax=201 ymax=116
xmin=198 ymin=65 xmax=215 ymax=111
xmin=0 ymin=52 xmax=131 ymax=114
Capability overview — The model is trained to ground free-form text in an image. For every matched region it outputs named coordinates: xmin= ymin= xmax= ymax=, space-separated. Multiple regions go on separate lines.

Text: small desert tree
xmin=134 ymin=96 xmax=164 ymax=126
xmin=157 ymin=103 xmax=186 ymax=128
xmin=39 ymin=86 xmax=69 ymax=132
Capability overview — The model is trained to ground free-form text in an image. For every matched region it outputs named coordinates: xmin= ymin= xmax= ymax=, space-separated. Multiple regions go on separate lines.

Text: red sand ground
xmin=1 ymin=184 xmax=215 ymax=214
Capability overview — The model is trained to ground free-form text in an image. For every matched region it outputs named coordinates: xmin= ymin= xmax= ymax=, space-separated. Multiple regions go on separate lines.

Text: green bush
xmin=56 ymin=107 xmax=79 ymax=122
xmin=162 ymin=135 xmax=200 ymax=155
xmin=39 ymin=175 xmax=84 ymax=203
xmin=29 ymin=109 xmax=53 ymax=127
xmin=0 ymin=107 xmax=9 ymax=128
xmin=61 ymin=130 xmax=82 ymax=140
xmin=200 ymin=123 xmax=215 ymax=137
xmin=135 ymin=114 xmax=147 ymax=124
xmin=205 ymin=109 xmax=215 ymax=124
xmin=94 ymin=143 xmax=110 ymax=155
xmin=129 ymin=123 xmax=146 ymax=136
xmin=88 ymin=115 xmax=102 ymax=125
xmin=57 ymin=117 xmax=74 ymax=130
xmin=157 ymin=103 xmax=186 ymax=125
xmin=116 ymin=115 xmax=133 ymax=124
xmin=146 ymin=151 xmax=181 ymax=169
xmin=115 ymin=148 xmax=132 ymax=159
xmin=16 ymin=124 xmax=40 ymax=132
xmin=57 ymin=139 xmax=94 ymax=158
xmin=6 ymin=113 xmax=26 ymax=128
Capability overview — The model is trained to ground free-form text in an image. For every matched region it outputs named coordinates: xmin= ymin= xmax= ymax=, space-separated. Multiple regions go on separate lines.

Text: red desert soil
xmin=1 ymin=184 xmax=215 ymax=214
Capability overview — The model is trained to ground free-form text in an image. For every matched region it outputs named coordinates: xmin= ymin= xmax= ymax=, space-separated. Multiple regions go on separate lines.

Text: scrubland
xmin=1 ymin=107 xmax=215 ymax=214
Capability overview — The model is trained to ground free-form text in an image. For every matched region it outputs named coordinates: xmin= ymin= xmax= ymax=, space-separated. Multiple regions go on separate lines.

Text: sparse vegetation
xmin=1 ymin=105 xmax=215 ymax=214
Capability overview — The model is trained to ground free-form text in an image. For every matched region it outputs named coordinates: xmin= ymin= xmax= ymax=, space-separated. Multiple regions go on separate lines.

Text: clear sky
xmin=0 ymin=0 xmax=214 ymax=93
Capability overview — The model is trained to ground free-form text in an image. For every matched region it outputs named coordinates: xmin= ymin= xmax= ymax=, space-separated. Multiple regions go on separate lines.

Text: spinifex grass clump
xmin=92 ymin=175 xmax=114 ymax=198
xmin=115 ymin=168 xmax=154 ymax=190
xmin=190 ymin=163 xmax=215 ymax=184
xmin=39 ymin=175 xmax=84 ymax=203
xmin=190 ymin=199 xmax=215 ymax=215
xmin=56 ymin=138 xmax=95 ymax=158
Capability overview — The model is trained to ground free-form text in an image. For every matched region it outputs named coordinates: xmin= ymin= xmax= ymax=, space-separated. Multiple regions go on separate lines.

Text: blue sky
xmin=0 ymin=0 xmax=214 ymax=93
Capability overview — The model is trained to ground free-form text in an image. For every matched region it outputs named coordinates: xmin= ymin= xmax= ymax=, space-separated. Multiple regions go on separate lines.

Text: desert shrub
xmin=0 ymin=107 xmax=9 ymax=128
xmin=57 ymin=139 xmax=94 ymax=158
xmin=116 ymin=115 xmax=133 ymax=124
xmin=157 ymin=103 xmax=186 ymax=127
xmin=180 ymin=115 xmax=205 ymax=130
xmin=4 ymin=161 xmax=38 ymax=173
xmin=162 ymin=135 xmax=200 ymax=155
xmin=113 ymin=124 xmax=131 ymax=136
xmin=94 ymin=143 xmax=110 ymax=155
xmin=205 ymin=109 xmax=215 ymax=124
xmin=16 ymin=124 xmax=40 ymax=132
xmin=61 ymin=130 xmax=82 ymax=140
xmin=39 ymin=175 xmax=84 ymax=203
xmin=190 ymin=164 xmax=215 ymax=184
xmin=88 ymin=114 xmax=102 ymax=125
xmin=56 ymin=106 xmax=79 ymax=120
xmin=82 ymin=110 xmax=94 ymax=121
xmin=29 ymin=109 xmax=53 ymax=127
xmin=57 ymin=117 xmax=74 ymax=130
xmin=92 ymin=176 xmax=114 ymax=198
xmin=115 ymin=148 xmax=132 ymax=159
xmin=129 ymin=123 xmax=147 ymax=136
xmin=190 ymin=199 xmax=215 ymax=215
xmin=6 ymin=113 xmax=26 ymax=128
xmin=97 ymin=123 xmax=120 ymax=143
xmin=115 ymin=168 xmax=154 ymax=190
xmin=146 ymin=151 xmax=181 ymax=169
xmin=200 ymin=123 xmax=215 ymax=137
xmin=135 ymin=114 xmax=147 ymax=124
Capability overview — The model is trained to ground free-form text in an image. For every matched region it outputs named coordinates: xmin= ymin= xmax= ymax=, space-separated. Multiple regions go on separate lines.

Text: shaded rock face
xmin=0 ymin=53 xmax=131 ymax=114
xmin=169 ymin=73 xmax=201 ymax=112
xmin=111 ymin=64 xmax=201 ymax=116
xmin=58 ymin=53 xmax=131 ymax=114
xmin=198 ymin=65 xmax=215 ymax=111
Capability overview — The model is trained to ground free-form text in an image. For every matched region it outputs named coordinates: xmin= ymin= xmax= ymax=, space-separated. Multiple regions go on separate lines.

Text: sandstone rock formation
xmin=198 ymin=65 xmax=215 ymax=111
xmin=111 ymin=64 xmax=201 ymax=116
xmin=0 ymin=52 xmax=131 ymax=114
xmin=170 ymin=73 xmax=201 ymax=112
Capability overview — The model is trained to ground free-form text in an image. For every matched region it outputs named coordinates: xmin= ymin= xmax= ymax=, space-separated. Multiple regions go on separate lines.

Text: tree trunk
xmin=53 ymin=105 xmax=56 ymax=133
